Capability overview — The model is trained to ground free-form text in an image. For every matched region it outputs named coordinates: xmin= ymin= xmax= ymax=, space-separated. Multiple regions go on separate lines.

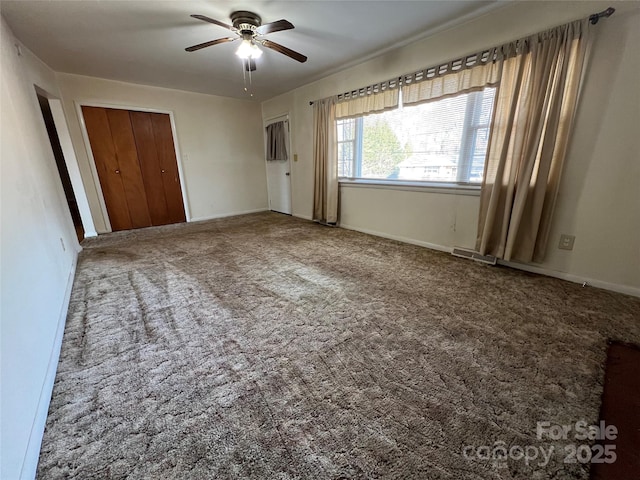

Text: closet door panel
xmin=150 ymin=113 xmax=186 ymax=224
xmin=105 ymin=109 xmax=152 ymax=229
xmin=81 ymin=106 xmax=132 ymax=231
xmin=130 ymin=111 xmax=171 ymax=226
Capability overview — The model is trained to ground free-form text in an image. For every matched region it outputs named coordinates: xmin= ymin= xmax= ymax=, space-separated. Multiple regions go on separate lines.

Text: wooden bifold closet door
xmin=82 ymin=106 xmax=186 ymax=231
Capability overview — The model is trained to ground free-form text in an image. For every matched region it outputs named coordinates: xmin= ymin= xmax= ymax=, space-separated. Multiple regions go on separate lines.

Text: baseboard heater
xmin=451 ymin=247 xmax=497 ymax=265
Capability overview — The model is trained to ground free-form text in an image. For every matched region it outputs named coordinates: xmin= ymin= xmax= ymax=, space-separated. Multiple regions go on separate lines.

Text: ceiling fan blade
xmin=261 ymin=39 xmax=307 ymax=63
xmin=244 ymin=59 xmax=257 ymax=72
xmin=256 ymin=19 xmax=294 ymax=35
xmin=191 ymin=14 xmax=236 ymax=32
xmin=185 ymin=37 xmax=237 ymax=52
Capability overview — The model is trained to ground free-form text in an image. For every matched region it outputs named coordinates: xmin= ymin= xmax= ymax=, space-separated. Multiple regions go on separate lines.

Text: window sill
xmin=338 ymin=178 xmax=481 ymax=196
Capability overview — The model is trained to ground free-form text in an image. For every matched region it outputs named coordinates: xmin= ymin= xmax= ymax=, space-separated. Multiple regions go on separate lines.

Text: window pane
xmin=338 ymin=142 xmax=353 ymax=177
xmin=395 ymin=94 xmax=467 ymax=182
xmin=337 ymin=118 xmax=355 ymax=142
xmin=478 ymin=91 xmax=496 ymax=125
xmin=337 ymin=118 xmax=356 ymax=178
xmin=470 ymin=126 xmax=491 ymax=183
xmin=361 ymin=115 xmax=407 ymax=179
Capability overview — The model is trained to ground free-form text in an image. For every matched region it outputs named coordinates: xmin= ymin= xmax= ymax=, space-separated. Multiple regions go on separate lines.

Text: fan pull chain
xmin=241 ymin=59 xmax=254 ymax=97
xmin=242 ymin=60 xmax=247 ymax=91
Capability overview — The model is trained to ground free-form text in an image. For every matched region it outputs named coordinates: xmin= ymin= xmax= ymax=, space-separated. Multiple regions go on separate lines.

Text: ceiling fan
xmin=185 ymin=11 xmax=308 ymax=71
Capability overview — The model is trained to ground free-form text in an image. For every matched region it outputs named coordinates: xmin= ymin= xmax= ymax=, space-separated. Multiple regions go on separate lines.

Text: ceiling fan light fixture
xmin=250 ymin=42 xmax=263 ymax=59
xmin=235 ymin=39 xmax=262 ymax=59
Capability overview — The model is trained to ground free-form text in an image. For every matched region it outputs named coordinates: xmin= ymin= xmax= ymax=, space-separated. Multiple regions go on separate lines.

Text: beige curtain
xmin=402 ymin=59 xmax=501 ymax=106
xmin=477 ymin=19 xmax=591 ymax=262
xmin=335 ymin=88 xmax=399 ymax=119
xmin=313 ymin=97 xmax=338 ymax=224
xmin=265 ymin=121 xmax=288 ymax=161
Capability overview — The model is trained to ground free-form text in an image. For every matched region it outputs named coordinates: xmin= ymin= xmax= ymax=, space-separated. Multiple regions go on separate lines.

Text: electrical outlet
xmin=293 ymin=154 xmax=298 ymax=162
xmin=558 ymin=234 xmax=575 ymax=250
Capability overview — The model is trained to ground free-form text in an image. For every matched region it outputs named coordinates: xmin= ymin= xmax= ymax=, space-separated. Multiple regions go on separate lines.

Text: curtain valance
xmin=335 ymin=79 xmax=400 ymax=119
xmin=401 ymin=56 xmax=501 ymax=106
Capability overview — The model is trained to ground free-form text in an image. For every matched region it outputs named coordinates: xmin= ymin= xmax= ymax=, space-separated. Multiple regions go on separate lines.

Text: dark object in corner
xmin=590 ymin=341 xmax=640 ymax=479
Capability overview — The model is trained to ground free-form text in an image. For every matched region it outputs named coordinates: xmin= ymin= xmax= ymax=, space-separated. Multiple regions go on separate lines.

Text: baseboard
xmin=498 ymin=260 xmax=640 ymax=298
xmin=338 ymin=223 xmax=640 ymax=298
xmin=83 ymin=230 xmax=98 ymax=238
xmin=20 ymin=254 xmax=78 ymax=480
xmin=338 ymin=223 xmax=453 ymax=254
xmin=292 ymin=213 xmax=313 ymax=221
xmin=189 ymin=208 xmax=268 ymax=223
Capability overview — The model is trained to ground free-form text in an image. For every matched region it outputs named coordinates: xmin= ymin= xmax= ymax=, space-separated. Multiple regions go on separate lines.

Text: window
xmin=337 ymin=87 xmax=496 ymax=184
xmin=337 ymin=118 xmax=361 ymax=178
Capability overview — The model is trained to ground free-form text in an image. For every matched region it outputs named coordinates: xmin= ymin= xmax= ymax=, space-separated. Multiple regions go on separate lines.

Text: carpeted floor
xmin=37 ymin=212 xmax=640 ymax=479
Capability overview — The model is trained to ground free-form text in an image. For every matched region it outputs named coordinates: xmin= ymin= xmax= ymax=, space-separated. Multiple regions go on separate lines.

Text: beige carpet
xmin=37 ymin=212 xmax=640 ymax=479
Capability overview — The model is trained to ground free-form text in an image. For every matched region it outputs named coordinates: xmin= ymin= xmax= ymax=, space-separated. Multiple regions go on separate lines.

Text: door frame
xmin=263 ymin=113 xmax=292 ymax=215
xmin=76 ymin=101 xmax=191 ymax=232
xmin=33 ymin=86 xmax=98 ymax=238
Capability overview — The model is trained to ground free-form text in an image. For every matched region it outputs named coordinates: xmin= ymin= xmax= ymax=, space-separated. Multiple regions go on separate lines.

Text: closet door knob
xmin=115 ymin=169 xmax=120 ymax=174
xmin=161 ymin=169 xmax=166 ymax=173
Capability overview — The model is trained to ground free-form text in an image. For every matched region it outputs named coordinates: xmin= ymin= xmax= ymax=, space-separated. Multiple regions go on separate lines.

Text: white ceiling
xmin=1 ymin=0 xmax=502 ymax=101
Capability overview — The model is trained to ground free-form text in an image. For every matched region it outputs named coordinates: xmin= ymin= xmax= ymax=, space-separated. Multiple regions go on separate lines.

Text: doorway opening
xmin=37 ymin=92 xmax=84 ymax=242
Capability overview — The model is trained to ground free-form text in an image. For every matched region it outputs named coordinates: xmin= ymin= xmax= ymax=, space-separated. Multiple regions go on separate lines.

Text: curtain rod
xmin=309 ymin=6 xmax=615 ymax=106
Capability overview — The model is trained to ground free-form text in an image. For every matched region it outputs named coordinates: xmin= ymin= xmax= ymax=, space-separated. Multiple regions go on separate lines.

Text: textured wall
xmin=0 ymin=17 xmax=80 ymax=480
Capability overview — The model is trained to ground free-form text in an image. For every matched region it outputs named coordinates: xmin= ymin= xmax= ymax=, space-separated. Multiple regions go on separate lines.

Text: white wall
xmin=55 ymin=73 xmax=268 ymax=232
xmin=1 ymin=18 xmax=81 ymax=480
xmin=262 ymin=1 xmax=640 ymax=295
